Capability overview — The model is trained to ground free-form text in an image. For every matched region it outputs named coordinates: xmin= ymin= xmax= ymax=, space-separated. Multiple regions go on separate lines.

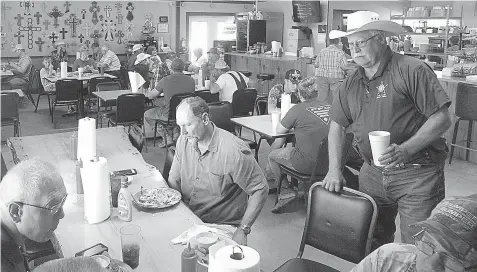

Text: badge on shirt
xmin=376 ymin=81 xmax=388 ymax=99
xmin=307 ymin=105 xmax=331 ymax=125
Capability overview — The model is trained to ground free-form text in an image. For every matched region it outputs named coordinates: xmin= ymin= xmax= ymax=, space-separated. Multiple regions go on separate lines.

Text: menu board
xmin=292 ymin=1 xmax=321 ymax=23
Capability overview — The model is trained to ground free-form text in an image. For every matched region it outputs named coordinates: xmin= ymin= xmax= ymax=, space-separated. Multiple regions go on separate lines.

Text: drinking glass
xmin=120 ymin=224 xmax=141 ymax=269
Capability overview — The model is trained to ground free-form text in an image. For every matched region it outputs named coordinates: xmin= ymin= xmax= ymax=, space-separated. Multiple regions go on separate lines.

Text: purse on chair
xmin=128 ymin=124 xmax=145 ymax=153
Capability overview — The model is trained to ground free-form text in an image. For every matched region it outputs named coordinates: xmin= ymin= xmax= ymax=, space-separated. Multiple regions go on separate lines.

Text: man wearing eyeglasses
xmin=0 ymin=159 xmax=67 ymax=272
xmin=322 ymin=11 xmax=452 ymax=250
xmin=350 ymin=194 xmax=477 ymax=272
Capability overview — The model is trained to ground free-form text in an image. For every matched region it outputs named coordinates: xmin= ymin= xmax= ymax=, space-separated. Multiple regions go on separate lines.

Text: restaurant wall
xmin=0 ymin=0 xmax=175 ymax=59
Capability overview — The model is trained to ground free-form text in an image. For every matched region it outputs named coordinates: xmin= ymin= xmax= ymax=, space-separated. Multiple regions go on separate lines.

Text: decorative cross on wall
xmin=78 ymin=34 xmax=85 ymax=43
xmin=90 ymin=30 xmax=102 ymax=47
xmin=43 ymin=20 xmax=51 ymax=31
xmin=115 ymin=2 xmax=122 ymax=11
xmin=82 ymin=23 xmax=91 ymax=37
xmin=64 ymin=1 xmax=71 ymax=13
xmin=65 ymin=14 xmax=81 ymax=38
xmin=99 ymin=15 xmax=104 ymax=22
xmin=40 ymin=2 xmax=47 ymax=12
xmin=35 ymin=37 xmax=45 ymax=51
xmin=14 ymin=14 xmax=24 ymax=27
xmin=104 ymin=5 xmax=112 ymax=18
xmin=102 ymin=20 xmax=116 ymax=41
xmin=48 ymin=6 xmax=64 ymax=29
xmin=14 ymin=31 xmax=24 ymax=44
xmin=59 ymin=28 xmax=68 ymax=39
xmin=81 ymin=9 xmax=87 ymax=19
xmin=116 ymin=13 xmax=123 ymax=25
xmin=115 ymin=30 xmax=124 ymax=44
xmin=84 ymin=39 xmax=90 ymax=48
xmin=20 ymin=0 xmax=34 ymax=15
xmin=124 ymin=22 xmax=134 ymax=40
xmin=19 ymin=18 xmax=42 ymax=49
xmin=1 ymin=2 xmax=12 ymax=19
xmin=34 ymin=12 xmax=42 ymax=25
xmin=126 ymin=2 xmax=134 ymax=22
xmin=48 ymin=32 xmax=58 ymax=44
xmin=89 ymin=1 xmax=100 ymax=25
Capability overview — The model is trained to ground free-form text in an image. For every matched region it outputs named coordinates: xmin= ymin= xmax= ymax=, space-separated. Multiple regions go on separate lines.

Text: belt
xmin=353 ymin=145 xmax=436 ymax=170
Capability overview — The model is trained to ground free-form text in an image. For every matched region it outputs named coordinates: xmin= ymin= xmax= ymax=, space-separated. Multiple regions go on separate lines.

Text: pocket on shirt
xmin=208 ymin=172 xmax=224 ymax=197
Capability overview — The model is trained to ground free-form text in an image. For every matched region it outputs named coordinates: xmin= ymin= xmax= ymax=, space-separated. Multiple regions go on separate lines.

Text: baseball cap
xmin=285 ymin=69 xmax=302 ymax=84
xmin=134 ymin=53 xmax=151 ymax=65
xmin=207 ymin=47 xmax=219 ymax=55
xmin=132 ymin=44 xmax=143 ymax=52
xmin=412 ymin=194 xmax=477 ymax=260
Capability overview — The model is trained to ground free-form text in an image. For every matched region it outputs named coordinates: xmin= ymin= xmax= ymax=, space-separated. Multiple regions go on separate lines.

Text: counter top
xmin=435 ymin=70 xmax=477 ymax=85
xmin=225 ymin=52 xmax=313 ymax=63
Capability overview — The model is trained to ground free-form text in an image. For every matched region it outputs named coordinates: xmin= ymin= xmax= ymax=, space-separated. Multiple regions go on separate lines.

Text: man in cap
xmin=145 ymin=58 xmax=195 ymax=147
xmin=210 ymin=60 xmax=250 ymax=103
xmin=169 ymin=97 xmax=269 ymax=245
xmin=5 ymin=44 xmax=33 ymax=89
xmin=351 ymin=194 xmax=477 ymax=272
xmin=267 ymin=69 xmax=302 ymax=114
xmin=322 ymin=11 xmax=452 ymax=249
xmin=200 ymin=47 xmax=221 ymax=86
xmin=314 ymin=38 xmax=349 ymax=104
xmin=268 ymin=77 xmax=333 ymax=213
xmin=133 ymin=52 xmax=152 ymax=90
xmin=127 ymin=44 xmax=144 ymax=71
xmin=97 ymin=45 xmax=121 ymax=78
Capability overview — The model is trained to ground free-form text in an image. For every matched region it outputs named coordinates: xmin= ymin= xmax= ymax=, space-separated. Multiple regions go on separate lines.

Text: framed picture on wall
xmin=159 ymin=16 xmax=168 ymax=23
xmin=157 ymin=23 xmax=169 ymax=33
xmin=318 ymin=25 xmax=327 ymax=33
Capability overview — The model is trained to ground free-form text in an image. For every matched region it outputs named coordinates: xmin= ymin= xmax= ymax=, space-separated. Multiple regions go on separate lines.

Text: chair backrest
xmin=232 ymin=88 xmax=257 ymax=117
xmin=1 ymin=92 xmax=20 ymax=120
xmin=23 ymin=68 xmax=44 ymax=95
xmin=55 ymin=79 xmax=81 ymax=102
xmin=168 ymin=92 xmax=197 ymax=121
xmin=128 ymin=124 xmax=145 ymax=152
xmin=456 ymin=82 xmax=477 ymax=120
xmin=298 ymin=182 xmax=377 ymax=264
xmin=162 ymin=146 xmax=176 ymax=183
xmin=116 ymin=93 xmax=145 ymax=123
xmin=89 ymin=76 xmax=114 ymax=94
xmin=96 ymin=82 xmax=122 ymax=92
xmin=208 ymin=101 xmax=234 ymax=133
xmin=120 ymin=67 xmax=130 ymax=90
xmin=255 ymin=96 xmax=268 ymax=115
xmin=195 ymin=90 xmax=219 ymax=103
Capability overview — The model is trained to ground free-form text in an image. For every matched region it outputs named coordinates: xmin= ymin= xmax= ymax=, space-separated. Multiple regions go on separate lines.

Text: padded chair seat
xmin=274 ymin=258 xmax=339 ymax=272
xmin=108 ymin=115 xmax=141 ymax=126
xmin=239 ymin=137 xmax=258 ymax=150
xmin=240 ymin=71 xmax=252 ymax=77
xmin=257 ymin=74 xmax=275 ymax=81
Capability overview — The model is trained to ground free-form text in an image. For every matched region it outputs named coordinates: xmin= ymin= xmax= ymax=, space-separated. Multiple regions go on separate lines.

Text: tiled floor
xmin=2 ymin=97 xmax=476 ymax=271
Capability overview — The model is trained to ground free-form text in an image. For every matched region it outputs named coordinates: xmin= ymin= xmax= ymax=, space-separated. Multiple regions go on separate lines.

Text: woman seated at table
xmin=39 ymin=57 xmax=56 ymax=94
xmin=72 ymin=48 xmax=97 ymax=73
xmin=134 ymin=53 xmax=152 ymax=91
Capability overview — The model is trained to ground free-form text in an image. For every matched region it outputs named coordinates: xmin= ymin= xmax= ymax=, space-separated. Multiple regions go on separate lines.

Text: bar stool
xmin=256 ymin=74 xmax=275 ymax=97
xmin=449 ymin=82 xmax=477 ymax=165
xmin=239 ymin=71 xmax=252 ymax=78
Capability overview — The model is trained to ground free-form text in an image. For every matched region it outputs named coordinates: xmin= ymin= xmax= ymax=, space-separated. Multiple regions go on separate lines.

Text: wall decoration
xmin=99 ymin=15 xmax=104 ymax=22
xmin=115 ymin=30 xmax=124 ymax=44
xmin=14 ymin=14 xmax=24 ymax=27
xmin=78 ymin=34 xmax=84 ymax=43
xmin=35 ymin=37 xmax=45 ymax=52
xmin=1 ymin=2 xmax=12 ymax=19
xmin=48 ymin=6 xmax=64 ymax=29
xmin=102 ymin=20 xmax=116 ymax=41
xmin=124 ymin=22 xmax=134 ymax=40
xmin=48 ymin=32 xmax=59 ymax=45
xmin=104 ymin=5 xmax=112 ymax=18
xmin=141 ymin=14 xmax=156 ymax=35
xmin=19 ymin=18 xmax=41 ymax=49
xmin=318 ymin=25 xmax=327 ymax=33
xmin=157 ymin=23 xmax=168 ymax=33
xmin=20 ymin=0 xmax=34 ymax=15
xmin=81 ymin=9 xmax=87 ymax=19
xmin=115 ymin=2 xmax=122 ymax=11
xmin=64 ymin=1 xmax=71 ymax=14
xmin=60 ymin=28 xmax=68 ymax=39
xmin=116 ymin=13 xmax=124 ymax=25
xmin=126 ymin=2 xmax=134 ymax=22
xmin=89 ymin=1 xmax=100 ymax=25
xmin=65 ymin=14 xmax=81 ymax=38
xmin=84 ymin=39 xmax=90 ymax=48
xmin=14 ymin=31 xmax=24 ymax=44
xmin=7 ymin=21 xmax=13 ymax=32
xmin=1 ymin=27 xmax=7 ymax=49
xmin=41 ymin=2 xmax=47 ymax=13
xmin=34 ymin=12 xmax=42 ymax=25
xmin=43 ymin=20 xmax=51 ymax=31
xmin=90 ymin=30 xmax=103 ymax=47
xmin=159 ymin=16 xmax=168 ymax=23
xmin=82 ymin=23 xmax=91 ymax=37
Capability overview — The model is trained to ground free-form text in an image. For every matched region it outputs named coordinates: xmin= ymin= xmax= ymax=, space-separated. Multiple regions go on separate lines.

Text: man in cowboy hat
xmin=127 ymin=44 xmax=144 ymax=71
xmin=210 ymin=60 xmax=249 ymax=103
xmin=350 ymin=194 xmax=477 ymax=272
xmin=5 ymin=44 xmax=33 ymax=89
xmin=133 ymin=52 xmax=152 ymax=90
xmin=322 ymin=11 xmax=452 ymax=249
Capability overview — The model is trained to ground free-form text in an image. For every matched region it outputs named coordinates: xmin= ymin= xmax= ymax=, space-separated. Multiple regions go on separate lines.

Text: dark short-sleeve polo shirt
xmin=330 ymin=46 xmax=451 ymax=163
xmin=169 ymin=125 xmax=268 ymax=225
xmin=1 ymin=223 xmax=27 ymax=272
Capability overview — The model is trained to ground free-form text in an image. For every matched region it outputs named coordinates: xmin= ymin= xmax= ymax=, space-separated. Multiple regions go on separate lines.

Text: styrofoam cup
xmin=78 ymin=67 xmax=83 ymax=78
xmin=271 ymin=111 xmax=281 ymax=133
xmin=369 ymin=131 xmax=390 ymax=166
xmin=204 ymin=80 xmax=210 ymax=89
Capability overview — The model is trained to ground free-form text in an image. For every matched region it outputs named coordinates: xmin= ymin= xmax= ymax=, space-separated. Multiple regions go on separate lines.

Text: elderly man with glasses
xmin=350 ymin=194 xmax=477 ymax=272
xmin=0 ymin=159 xmax=67 ymax=272
xmin=322 ymin=11 xmax=452 ymax=250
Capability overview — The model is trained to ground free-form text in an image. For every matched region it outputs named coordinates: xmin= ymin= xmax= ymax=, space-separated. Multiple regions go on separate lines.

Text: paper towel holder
xmin=230 ymin=245 xmax=244 ymax=260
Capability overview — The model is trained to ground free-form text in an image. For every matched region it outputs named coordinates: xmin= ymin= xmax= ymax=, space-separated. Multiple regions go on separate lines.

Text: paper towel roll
xmin=280 ymin=94 xmax=291 ymax=120
xmin=210 ymin=245 xmax=260 ymax=272
xmin=76 ymin=52 xmax=81 ymax=59
xmin=77 ymin=117 xmax=97 ymax=162
xmin=81 ymin=157 xmax=111 ymax=224
xmin=60 ymin=62 xmax=68 ymax=78
xmin=198 ymin=69 xmax=204 ymax=89
xmin=128 ymin=71 xmax=146 ymax=93
xmin=78 ymin=67 xmax=83 ymax=79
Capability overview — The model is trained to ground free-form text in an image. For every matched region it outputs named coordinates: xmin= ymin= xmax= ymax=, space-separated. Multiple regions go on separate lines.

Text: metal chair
xmin=195 ymin=90 xmax=219 ymax=103
xmin=449 ymin=82 xmax=477 ymax=164
xmin=87 ymin=76 xmax=115 ymax=114
xmin=154 ymin=92 xmax=196 ymax=148
xmin=208 ymin=101 xmax=259 ymax=160
xmin=95 ymin=81 xmax=122 ymax=128
xmin=277 ymin=133 xmax=355 ymax=205
xmin=256 ymin=73 xmax=275 ymax=97
xmin=1 ymin=92 xmax=21 ymax=137
xmin=273 ymin=182 xmax=377 ymax=272
xmin=51 ymin=79 xmax=82 ymax=124
xmin=239 ymin=71 xmax=252 ymax=78
xmin=26 ymin=69 xmax=52 ymax=114
xmin=162 ymin=146 xmax=176 ymax=184
xmin=108 ymin=93 xmax=146 ymax=128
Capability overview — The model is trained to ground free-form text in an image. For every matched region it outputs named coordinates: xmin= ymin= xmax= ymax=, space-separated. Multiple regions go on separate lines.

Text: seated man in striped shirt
xmin=97 ymin=45 xmax=121 ymax=78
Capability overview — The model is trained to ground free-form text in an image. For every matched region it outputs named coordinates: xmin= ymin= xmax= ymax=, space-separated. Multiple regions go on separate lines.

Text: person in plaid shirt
xmin=314 ymin=38 xmax=348 ymax=104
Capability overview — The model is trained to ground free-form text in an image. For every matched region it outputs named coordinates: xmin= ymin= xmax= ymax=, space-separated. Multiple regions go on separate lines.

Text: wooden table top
xmin=6 ymin=127 xmax=202 ymax=272
xmin=93 ymin=90 xmax=132 ymax=102
xmin=231 ymin=115 xmax=294 ymax=138
xmin=45 ymin=72 xmax=117 ymax=83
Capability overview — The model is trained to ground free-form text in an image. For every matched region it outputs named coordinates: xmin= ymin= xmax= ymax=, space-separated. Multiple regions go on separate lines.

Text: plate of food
xmin=132 ymin=187 xmax=181 ymax=209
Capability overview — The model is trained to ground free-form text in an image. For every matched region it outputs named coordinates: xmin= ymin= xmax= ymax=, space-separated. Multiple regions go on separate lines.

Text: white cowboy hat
xmin=329 ymin=11 xmax=404 ymax=39
xmin=135 ymin=53 xmax=151 ymax=65
xmin=132 ymin=44 xmax=143 ymax=52
xmin=13 ymin=44 xmax=24 ymax=51
xmin=214 ymin=59 xmax=228 ymax=70
xmin=56 ymin=40 xmax=66 ymax=46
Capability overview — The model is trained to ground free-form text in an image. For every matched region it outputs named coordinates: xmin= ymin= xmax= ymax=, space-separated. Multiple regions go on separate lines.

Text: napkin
xmin=171 ymin=224 xmax=236 ymax=245
xmin=128 ymin=72 xmax=146 ymax=93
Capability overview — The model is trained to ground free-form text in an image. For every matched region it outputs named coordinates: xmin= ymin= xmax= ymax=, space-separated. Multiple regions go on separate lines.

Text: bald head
xmin=33 ymin=257 xmax=109 ymax=272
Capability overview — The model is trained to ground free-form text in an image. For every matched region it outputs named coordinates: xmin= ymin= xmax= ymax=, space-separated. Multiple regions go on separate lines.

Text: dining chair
xmin=119 ymin=67 xmax=131 ymax=90
xmin=273 ymin=182 xmax=377 ymax=272
xmin=1 ymin=92 xmax=21 ymax=137
xmin=208 ymin=101 xmax=259 ymax=160
xmin=51 ymin=79 xmax=82 ymax=124
xmin=196 ymin=90 xmax=219 ymax=103
xmin=277 ymin=133 xmax=355 ymax=206
xmin=162 ymin=146 xmax=176 ymax=184
xmin=21 ymin=68 xmax=42 ymax=108
xmin=231 ymin=88 xmax=258 ymax=117
xmin=26 ymin=69 xmax=52 ymax=114
xmin=108 ymin=93 xmax=145 ymax=129
xmin=153 ymin=92 xmax=196 ymax=149
xmin=87 ymin=76 xmax=115 ymax=114
xmin=95 ymin=81 xmax=122 ymax=128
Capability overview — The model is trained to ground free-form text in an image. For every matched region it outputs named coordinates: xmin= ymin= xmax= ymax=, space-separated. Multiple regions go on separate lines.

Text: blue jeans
xmin=359 ymin=162 xmax=445 ymax=250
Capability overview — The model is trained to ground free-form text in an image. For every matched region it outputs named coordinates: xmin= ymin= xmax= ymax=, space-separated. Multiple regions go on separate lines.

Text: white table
xmin=0 ymin=69 xmax=14 ymax=77
xmin=231 ymin=115 xmax=294 ymax=138
xmin=6 ymin=127 xmax=202 ymax=272
xmin=45 ymin=72 xmax=117 ymax=83
xmin=92 ymin=89 xmax=132 ymax=102
xmin=1 ymin=88 xmax=24 ymax=98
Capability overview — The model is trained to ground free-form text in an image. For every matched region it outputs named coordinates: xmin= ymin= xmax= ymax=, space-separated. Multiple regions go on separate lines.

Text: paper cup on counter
xmin=78 ymin=67 xmax=84 ymax=79
xmin=204 ymin=80 xmax=210 ymax=89
xmin=271 ymin=111 xmax=281 ymax=133
xmin=369 ymin=131 xmax=390 ymax=166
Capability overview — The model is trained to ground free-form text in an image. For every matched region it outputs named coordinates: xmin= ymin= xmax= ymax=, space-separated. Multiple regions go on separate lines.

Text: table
xmin=93 ymin=89 xmax=132 ymax=103
xmin=1 ymin=88 xmax=24 ymax=98
xmin=45 ymin=72 xmax=117 ymax=83
xmin=0 ymin=70 xmax=14 ymax=77
xmin=6 ymin=127 xmax=202 ymax=272
xmin=231 ymin=115 xmax=294 ymax=138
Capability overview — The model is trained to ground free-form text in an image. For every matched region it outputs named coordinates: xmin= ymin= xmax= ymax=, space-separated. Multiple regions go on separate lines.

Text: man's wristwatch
xmin=239 ymin=224 xmax=251 ymax=235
